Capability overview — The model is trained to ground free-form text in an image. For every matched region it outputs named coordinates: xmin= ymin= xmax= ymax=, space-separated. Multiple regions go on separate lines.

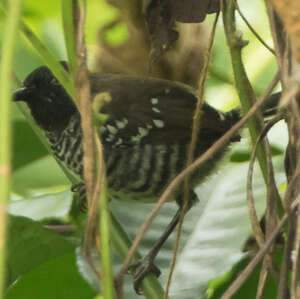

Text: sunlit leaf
xmin=8 ymin=190 xmax=72 ymax=220
xmin=169 ymin=157 xmax=285 ymax=298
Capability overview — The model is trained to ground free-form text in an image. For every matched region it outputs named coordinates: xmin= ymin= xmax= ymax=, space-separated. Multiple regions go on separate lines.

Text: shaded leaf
xmin=5 ymin=252 xmax=96 ymax=299
xmin=12 ymin=120 xmax=47 ymax=170
xmin=12 ymin=155 xmax=69 ymax=197
xmin=207 ymin=250 xmax=282 ymax=298
xmin=5 ymin=216 xmax=76 ymax=288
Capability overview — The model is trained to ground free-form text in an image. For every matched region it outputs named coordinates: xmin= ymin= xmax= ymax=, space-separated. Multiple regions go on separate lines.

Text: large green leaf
xmin=5 ymin=216 xmax=76 ymax=289
xmin=5 ymin=252 xmax=96 ymax=299
xmin=169 ymin=157 xmax=285 ymax=298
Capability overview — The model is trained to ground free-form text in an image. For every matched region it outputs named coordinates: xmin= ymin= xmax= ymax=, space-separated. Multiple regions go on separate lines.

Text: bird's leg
xmin=129 ymin=208 xmax=181 ymax=294
xmin=71 ymin=182 xmax=87 ymax=211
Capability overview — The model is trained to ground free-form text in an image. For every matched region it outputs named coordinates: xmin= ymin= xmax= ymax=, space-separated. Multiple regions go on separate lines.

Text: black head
xmin=13 ymin=65 xmax=77 ymax=132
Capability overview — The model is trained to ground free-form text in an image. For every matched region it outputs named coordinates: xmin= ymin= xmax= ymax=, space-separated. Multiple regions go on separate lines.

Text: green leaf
xmin=12 ymin=155 xmax=69 ymax=197
xmin=5 ymin=252 xmax=96 ymax=299
xmin=5 ymin=216 xmax=76 ymax=289
xmin=23 ymin=1 xmax=60 ymax=20
xmin=8 ymin=190 xmax=72 ymax=220
xmin=169 ymin=157 xmax=285 ymax=298
xmin=12 ymin=120 xmax=47 ymax=170
xmin=207 ymin=250 xmax=282 ymax=298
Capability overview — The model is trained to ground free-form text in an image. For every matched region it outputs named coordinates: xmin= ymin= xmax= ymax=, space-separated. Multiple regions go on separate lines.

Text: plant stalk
xmin=0 ymin=0 xmax=22 ymax=297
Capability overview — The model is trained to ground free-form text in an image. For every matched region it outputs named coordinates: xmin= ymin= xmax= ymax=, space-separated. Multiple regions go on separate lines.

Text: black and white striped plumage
xmin=14 ymin=65 xmax=240 ymax=206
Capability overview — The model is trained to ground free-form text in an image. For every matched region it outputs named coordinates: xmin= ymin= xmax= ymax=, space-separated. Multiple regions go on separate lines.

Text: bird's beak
xmin=13 ymin=87 xmax=30 ymax=102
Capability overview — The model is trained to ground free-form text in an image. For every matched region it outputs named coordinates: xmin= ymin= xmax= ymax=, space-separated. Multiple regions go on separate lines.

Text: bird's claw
xmin=128 ymin=257 xmax=161 ymax=295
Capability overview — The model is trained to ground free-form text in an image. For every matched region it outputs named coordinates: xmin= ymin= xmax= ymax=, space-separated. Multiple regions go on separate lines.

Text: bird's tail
xmin=221 ymin=92 xmax=281 ymax=142
xmin=261 ymin=91 xmax=281 ymax=117
xmin=224 ymin=91 xmax=281 ymax=123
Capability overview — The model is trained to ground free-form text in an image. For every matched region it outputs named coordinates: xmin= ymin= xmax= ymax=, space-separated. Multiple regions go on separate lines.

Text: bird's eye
xmin=50 ymin=77 xmax=60 ymax=85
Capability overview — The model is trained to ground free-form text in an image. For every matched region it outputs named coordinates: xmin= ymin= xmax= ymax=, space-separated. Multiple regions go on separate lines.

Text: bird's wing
xmin=90 ymin=73 xmax=238 ymax=147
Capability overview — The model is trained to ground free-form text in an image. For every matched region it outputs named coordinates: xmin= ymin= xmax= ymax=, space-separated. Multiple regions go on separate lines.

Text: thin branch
xmin=256 ymin=261 xmax=269 ymax=299
xmin=73 ymin=0 xmax=96 ymax=206
xmin=262 ymin=115 xmax=283 ymax=286
xmin=291 ymin=189 xmax=300 ymax=298
xmin=246 ymin=113 xmax=283 ymax=247
xmin=233 ymin=0 xmax=275 ymax=55
xmin=221 ymin=195 xmax=300 ymax=299
xmin=44 ymin=225 xmax=76 ymax=233
xmin=163 ymin=12 xmax=220 ymax=299
xmin=278 ymin=103 xmax=300 ymax=299
xmin=70 ymin=0 xmax=101 ymax=284
xmin=288 ymin=166 xmax=300 ymax=298
xmin=72 ymin=2 xmax=115 ymax=298
xmin=292 ymin=213 xmax=300 ymax=298
xmin=277 ymin=220 xmax=294 ymax=299
xmin=247 ymin=109 xmax=283 ymax=299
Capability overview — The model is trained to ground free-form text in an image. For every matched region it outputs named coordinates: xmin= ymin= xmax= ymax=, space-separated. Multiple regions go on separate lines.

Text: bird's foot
xmin=128 ymin=256 xmax=161 ymax=294
xmin=71 ymin=183 xmax=87 ymax=211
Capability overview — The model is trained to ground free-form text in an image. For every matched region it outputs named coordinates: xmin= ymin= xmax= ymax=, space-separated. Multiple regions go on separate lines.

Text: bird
xmin=13 ymin=63 xmax=280 ymax=294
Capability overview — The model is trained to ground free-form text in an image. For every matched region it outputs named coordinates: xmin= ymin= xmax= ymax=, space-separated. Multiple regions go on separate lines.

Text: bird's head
xmin=13 ymin=64 xmax=77 ymax=132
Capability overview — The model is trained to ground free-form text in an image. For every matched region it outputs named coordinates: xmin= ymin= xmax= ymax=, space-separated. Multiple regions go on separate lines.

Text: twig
xmin=221 ymin=195 xmax=300 ymax=299
xmin=247 ymin=114 xmax=283 ymax=247
xmin=262 ymin=116 xmax=282 ymax=287
xmin=73 ymin=1 xmax=96 ymax=205
xmin=163 ymin=12 xmax=220 ymax=299
xmin=84 ymin=128 xmax=103 ymax=256
xmin=116 ymin=71 xmax=280 ymax=284
xmin=247 ymin=108 xmax=283 ymax=299
xmin=44 ymin=225 xmax=76 ymax=233
xmin=233 ymin=0 xmax=275 ymax=55
xmin=278 ymin=105 xmax=300 ymax=299
xmin=70 ymin=0 xmax=100 ymax=282
xmin=247 ymin=149 xmax=266 ymax=247
xmin=256 ymin=261 xmax=269 ymax=299
xmin=291 ymin=177 xmax=300 ymax=298
xmin=72 ymin=2 xmax=115 ymax=298
xmin=277 ymin=220 xmax=294 ymax=299
xmin=292 ymin=211 xmax=300 ymax=298
xmin=288 ymin=166 xmax=300 ymax=299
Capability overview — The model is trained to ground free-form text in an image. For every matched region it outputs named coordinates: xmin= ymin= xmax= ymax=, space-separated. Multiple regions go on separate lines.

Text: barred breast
xmin=46 ymin=114 xmax=83 ymax=180
xmin=104 ymin=142 xmax=187 ymax=202
xmin=45 ymin=113 xmax=227 ymax=205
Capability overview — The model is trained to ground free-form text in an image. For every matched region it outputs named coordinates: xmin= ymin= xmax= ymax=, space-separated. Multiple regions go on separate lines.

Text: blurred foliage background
xmin=1 ymin=0 xmax=288 ymax=298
